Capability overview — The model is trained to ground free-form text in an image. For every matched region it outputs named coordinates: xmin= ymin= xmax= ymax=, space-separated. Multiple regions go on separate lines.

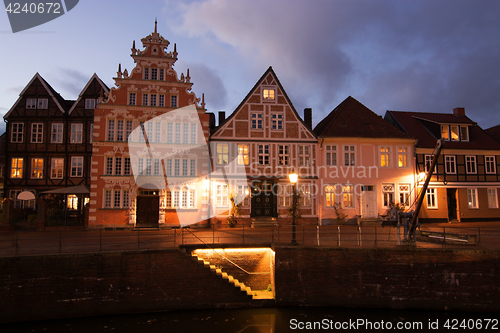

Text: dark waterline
xmin=2 ymin=307 xmax=498 ymax=333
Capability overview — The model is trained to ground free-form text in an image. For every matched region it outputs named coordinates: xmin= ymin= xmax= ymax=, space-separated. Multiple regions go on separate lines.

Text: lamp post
xmin=289 ymin=172 xmax=298 ymax=245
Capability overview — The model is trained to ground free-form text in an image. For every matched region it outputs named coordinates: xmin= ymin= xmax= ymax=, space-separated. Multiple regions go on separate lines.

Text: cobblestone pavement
xmin=0 ymin=222 xmax=499 ymax=257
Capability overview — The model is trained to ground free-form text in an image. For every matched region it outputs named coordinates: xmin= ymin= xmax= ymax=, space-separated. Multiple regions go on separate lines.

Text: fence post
xmin=242 ymin=223 xmax=245 ymax=244
xmin=317 ymin=226 xmax=320 ymax=247
xmin=443 ymin=227 xmax=446 ymax=248
xmin=212 ymin=224 xmax=215 ymax=245
xmin=337 ymin=226 xmax=340 ymax=247
xmin=358 ymin=226 xmax=362 ymax=246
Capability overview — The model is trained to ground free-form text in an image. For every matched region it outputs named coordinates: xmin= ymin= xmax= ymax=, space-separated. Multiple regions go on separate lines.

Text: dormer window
xmin=263 ymin=88 xmax=275 ymax=100
xmin=460 ymin=126 xmax=469 ymax=141
xmin=441 ymin=125 xmax=449 ymax=140
xmin=85 ymin=99 xmax=96 ymax=109
xmin=450 ymin=125 xmax=459 ymax=141
xmin=441 ymin=124 xmax=470 ymax=142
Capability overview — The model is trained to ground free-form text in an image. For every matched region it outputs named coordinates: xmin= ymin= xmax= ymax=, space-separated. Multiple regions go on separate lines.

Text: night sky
xmin=1 ymin=0 xmax=499 ymax=134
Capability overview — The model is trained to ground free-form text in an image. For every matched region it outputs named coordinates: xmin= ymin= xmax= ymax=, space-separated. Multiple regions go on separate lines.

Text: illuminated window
xmin=51 ymin=158 xmax=64 ymax=179
xmin=11 ymin=158 xmax=23 ymax=178
xmin=450 ymin=125 xmax=459 ymax=141
xmin=441 ymin=125 xmax=449 ymax=141
xmin=238 ymin=144 xmax=249 ymax=165
xmin=380 ymin=146 xmax=391 ymax=167
xmin=217 ymin=143 xmax=229 ymax=165
xmin=67 ymin=195 xmax=78 ymax=210
xmin=382 ymin=183 xmax=394 ymax=207
xmin=237 ymin=185 xmax=250 ymax=206
xmin=325 ymin=185 xmax=337 ymax=208
xmin=399 ymin=184 xmax=410 ymax=207
xmin=397 ymin=147 xmax=408 ymax=168
xmin=31 ymin=158 xmax=43 ymax=179
xmin=216 ymin=184 xmax=229 ymax=207
xmin=343 ymin=185 xmax=354 ymax=208
xmin=263 ymin=88 xmax=275 ymax=100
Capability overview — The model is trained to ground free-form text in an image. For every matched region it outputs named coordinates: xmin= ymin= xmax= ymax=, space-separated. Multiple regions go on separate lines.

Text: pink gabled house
xmin=314 ymin=97 xmax=416 ymax=224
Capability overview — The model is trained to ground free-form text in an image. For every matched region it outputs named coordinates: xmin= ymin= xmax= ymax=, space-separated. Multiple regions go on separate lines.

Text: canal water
xmin=3 ymin=307 xmax=498 ymax=332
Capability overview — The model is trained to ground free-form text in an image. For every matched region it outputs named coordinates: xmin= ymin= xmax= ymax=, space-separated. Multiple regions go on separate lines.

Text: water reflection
xmin=3 ymin=307 xmax=496 ymax=333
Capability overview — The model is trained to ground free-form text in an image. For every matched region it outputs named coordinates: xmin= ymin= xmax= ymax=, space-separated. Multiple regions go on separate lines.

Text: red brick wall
xmin=274 ymin=247 xmax=500 ymax=312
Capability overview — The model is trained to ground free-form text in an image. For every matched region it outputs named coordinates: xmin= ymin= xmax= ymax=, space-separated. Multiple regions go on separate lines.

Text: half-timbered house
xmin=209 ymin=67 xmax=318 ymax=226
xmin=386 ymin=108 xmax=500 ymax=222
xmin=3 ymin=72 xmax=108 ymax=226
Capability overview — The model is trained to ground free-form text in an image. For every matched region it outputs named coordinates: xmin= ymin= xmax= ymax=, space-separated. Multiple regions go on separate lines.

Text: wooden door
xmin=136 ymin=195 xmax=159 ymax=227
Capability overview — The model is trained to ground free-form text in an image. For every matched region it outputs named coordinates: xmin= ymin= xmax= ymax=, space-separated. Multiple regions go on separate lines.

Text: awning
xmin=17 ymin=191 xmax=35 ymax=200
xmin=41 ymin=185 xmax=90 ymax=195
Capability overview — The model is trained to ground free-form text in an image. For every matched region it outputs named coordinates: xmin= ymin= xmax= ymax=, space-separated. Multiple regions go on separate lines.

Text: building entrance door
xmin=361 ymin=185 xmax=377 ymax=218
xmin=447 ymin=188 xmax=458 ymax=221
xmin=136 ymin=195 xmax=159 ymax=227
xmin=251 ymin=181 xmax=276 ymax=217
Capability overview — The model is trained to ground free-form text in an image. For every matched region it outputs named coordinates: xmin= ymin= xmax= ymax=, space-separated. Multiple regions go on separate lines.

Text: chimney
xmin=207 ymin=112 xmax=216 ymax=130
xmin=453 ymin=107 xmax=465 ymax=117
xmin=304 ymin=108 xmax=312 ymax=128
xmin=218 ymin=111 xmax=226 ymax=125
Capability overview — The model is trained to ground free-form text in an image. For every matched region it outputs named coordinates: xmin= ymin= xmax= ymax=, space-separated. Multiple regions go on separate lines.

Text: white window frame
xmin=251 ymin=113 xmax=263 ymax=129
xmin=107 ymin=119 xmax=115 ymax=141
xmin=71 ymin=156 xmax=84 ymax=177
xmin=238 ymin=144 xmax=249 ymax=165
xmin=216 ymin=143 xmax=229 ymax=165
xmin=128 ymin=92 xmax=136 ymax=106
xmin=426 ymin=188 xmax=438 ymax=209
xmin=487 ymin=189 xmax=498 ymax=209
xmin=460 ymin=126 xmax=469 ymax=141
xmin=399 ymin=184 xmax=410 ymax=207
xmin=85 ymin=99 xmax=96 ymax=109
xmin=11 ymin=158 xmax=23 ymax=179
xmin=466 ymin=156 xmax=477 ymax=174
xmin=325 ymin=145 xmax=337 ymax=166
xmin=31 ymin=123 xmax=43 ymax=143
xmin=441 ymin=125 xmax=449 ymax=141
xmin=278 ymin=145 xmax=289 ymax=165
xmin=342 ymin=184 xmax=354 ymax=208
xmin=11 ymin=123 xmax=24 ymax=143
xmin=467 ymin=188 xmax=478 ymax=209
xmin=380 ymin=146 xmax=391 ymax=168
xmin=300 ymin=184 xmax=311 ymax=207
xmin=258 ymin=144 xmax=270 ymax=165
xmin=397 ymin=146 xmax=409 ymax=168
xmin=263 ymin=88 xmax=275 ymax=101
xmin=37 ymin=98 xmax=48 ymax=109
xmin=51 ymin=123 xmax=63 ymax=143
xmin=445 ymin=155 xmax=456 ymax=174
xmin=298 ymin=145 xmax=310 ymax=166
xmin=382 ymin=183 xmax=395 ymax=207
xmin=485 ymin=156 xmax=496 ymax=174
xmin=271 ymin=113 xmax=283 ymax=130
xmin=216 ymin=184 xmax=229 ymax=207
xmin=70 ymin=124 xmax=83 ymax=144
xmin=325 ymin=185 xmax=337 ymax=208
xmin=51 ymin=158 xmax=64 ymax=179
xmin=450 ymin=125 xmax=459 ymax=141
xmin=344 ymin=145 xmax=355 ymax=166
xmin=26 ymin=98 xmax=37 ymax=109
xmin=424 ymin=155 xmax=436 ymax=173
xmin=31 ymin=157 xmax=44 ymax=179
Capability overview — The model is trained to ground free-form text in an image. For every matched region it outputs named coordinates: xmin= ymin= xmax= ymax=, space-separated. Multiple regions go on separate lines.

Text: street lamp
xmin=289 ymin=171 xmax=298 ymax=245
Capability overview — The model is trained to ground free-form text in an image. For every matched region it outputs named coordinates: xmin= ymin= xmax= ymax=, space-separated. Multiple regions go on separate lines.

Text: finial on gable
xmin=154 ymin=18 xmax=157 ymax=33
xmin=117 ymin=63 xmax=122 ymax=78
xmin=201 ymin=93 xmax=206 ymax=109
xmin=131 ymin=40 xmax=137 ymax=55
xmin=173 ymin=43 xmax=178 ymax=58
xmin=186 ymin=68 xmax=191 ymax=83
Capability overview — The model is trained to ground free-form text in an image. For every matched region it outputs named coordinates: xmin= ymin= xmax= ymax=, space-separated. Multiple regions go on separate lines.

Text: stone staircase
xmin=180 ymin=248 xmax=259 ymax=300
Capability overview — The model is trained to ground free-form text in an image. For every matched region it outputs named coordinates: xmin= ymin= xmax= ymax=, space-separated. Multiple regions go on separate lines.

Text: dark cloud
xmin=188 ymin=63 xmax=227 ymax=111
xmin=169 ymin=0 xmax=500 ymax=128
xmin=52 ymin=68 xmax=90 ymax=100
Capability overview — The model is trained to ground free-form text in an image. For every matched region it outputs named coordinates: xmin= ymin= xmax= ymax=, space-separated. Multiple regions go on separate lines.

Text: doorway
xmin=136 ymin=193 xmax=160 ymax=227
xmin=447 ymin=188 xmax=458 ymax=221
xmin=361 ymin=185 xmax=377 ymax=218
xmin=250 ymin=181 xmax=277 ymax=217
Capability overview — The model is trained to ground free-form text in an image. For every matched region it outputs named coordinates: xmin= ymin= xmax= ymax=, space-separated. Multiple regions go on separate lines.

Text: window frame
xmin=382 ymin=183 xmax=395 ymax=207
xmin=51 ymin=123 xmax=63 ymax=144
xmin=344 ymin=145 xmax=355 ymax=166
xmin=85 ymin=99 xmax=96 ymax=109
xmin=426 ymin=188 xmax=438 ymax=209
xmin=325 ymin=145 xmax=337 ymax=166
xmin=31 ymin=123 xmax=43 ymax=143
xmin=397 ymin=146 xmax=409 ymax=168
xmin=128 ymin=92 xmax=136 ymax=106
xmin=216 ymin=143 xmax=229 ymax=165
xmin=50 ymin=158 xmax=64 ymax=179
xmin=460 ymin=126 xmax=469 ymax=141
xmin=465 ymin=156 xmax=477 ymax=174
xmin=380 ymin=146 xmax=391 ymax=168
xmin=485 ymin=156 xmax=496 ymax=174
xmin=251 ymin=113 xmax=263 ymax=130
xmin=70 ymin=156 xmax=84 ymax=177
xmin=11 ymin=158 xmax=24 ymax=179
xmin=342 ymin=184 xmax=354 ymax=208
xmin=278 ymin=145 xmax=289 ymax=166
xmin=271 ymin=113 xmax=283 ymax=130
xmin=31 ymin=157 xmax=44 ymax=179
xmin=11 ymin=122 xmax=24 ymax=143
xmin=262 ymin=88 xmax=275 ymax=101
xmin=258 ymin=144 xmax=270 ymax=165
xmin=70 ymin=123 xmax=83 ymax=144
xmin=237 ymin=144 xmax=249 ymax=165
xmin=487 ymin=188 xmax=498 ymax=209
xmin=467 ymin=188 xmax=478 ymax=209
xmin=445 ymin=155 xmax=456 ymax=174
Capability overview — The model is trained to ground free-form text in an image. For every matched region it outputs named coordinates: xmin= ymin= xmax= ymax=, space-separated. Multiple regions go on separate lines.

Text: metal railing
xmin=0 ymin=225 xmax=499 ymax=257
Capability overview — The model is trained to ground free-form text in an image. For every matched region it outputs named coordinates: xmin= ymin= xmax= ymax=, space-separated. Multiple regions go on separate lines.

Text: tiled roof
xmin=314 ymin=96 xmax=412 ymax=139
xmin=485 ymin=124 xmax=500 ymax=144
xmin=386 ymin=111 xmax=500 ymax=150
